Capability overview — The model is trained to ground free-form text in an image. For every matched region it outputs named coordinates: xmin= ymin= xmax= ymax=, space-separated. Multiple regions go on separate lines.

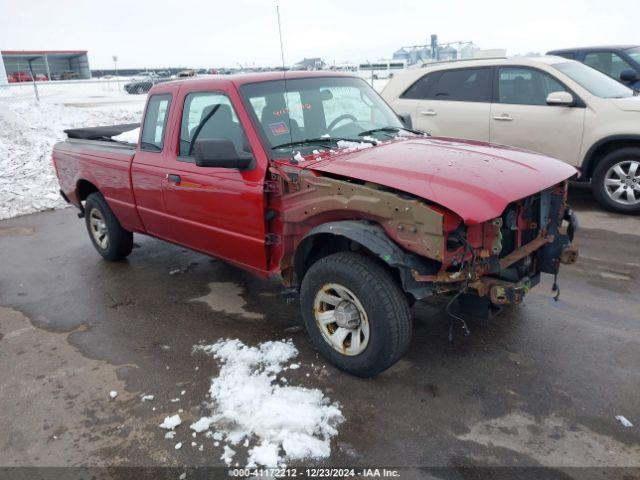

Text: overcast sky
xmin=0 ymin=0 xmax=636 ymax=69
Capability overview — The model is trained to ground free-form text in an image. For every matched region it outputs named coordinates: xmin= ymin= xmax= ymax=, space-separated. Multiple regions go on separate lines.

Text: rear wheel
xmin=592 ymin=148 xmax=640 ymax=214
xmin=300 ymin=252 xmax=412 ymax=377
xmin=84 ymin=192 xmax=133 ymax=261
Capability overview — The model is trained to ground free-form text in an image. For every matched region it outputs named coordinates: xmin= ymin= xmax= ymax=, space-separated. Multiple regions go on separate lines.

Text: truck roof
xmin=152 ymin=70 xmax=355 ymax=93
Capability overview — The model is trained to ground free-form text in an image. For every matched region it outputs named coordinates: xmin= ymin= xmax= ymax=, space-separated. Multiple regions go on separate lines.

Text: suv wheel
xmin=84 ymin=192 xmax=133 ymax=261
xmin=592 ymin=148 xmax=640 ymax=214
xmin=300 ymin=252 xmax=412 ymax=377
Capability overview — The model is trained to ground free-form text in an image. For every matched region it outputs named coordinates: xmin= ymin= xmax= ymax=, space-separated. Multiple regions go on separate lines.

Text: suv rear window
xmin=400 ymin=73 xmax=438 ymax=99
xmin=428 ymin=68 xmax=492 ymax=102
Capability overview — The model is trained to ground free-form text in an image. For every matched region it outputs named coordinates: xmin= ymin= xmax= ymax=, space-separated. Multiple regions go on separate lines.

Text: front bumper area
xmin=471 ymin=276 xmax=538 ymax=306
xmin=411 ymin=205 xmax=579 ymax=307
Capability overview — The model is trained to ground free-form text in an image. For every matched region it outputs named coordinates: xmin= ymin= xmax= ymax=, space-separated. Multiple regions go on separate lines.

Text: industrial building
xmin=392 ymin=35 xmax=506 ymax=66
xmin=1 ymin=50 xmax=91 ymax=81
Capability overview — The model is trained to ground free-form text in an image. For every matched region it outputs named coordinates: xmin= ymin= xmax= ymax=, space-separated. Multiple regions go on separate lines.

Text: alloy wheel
xmin=604 ymin=160 xmax=640 ymax=205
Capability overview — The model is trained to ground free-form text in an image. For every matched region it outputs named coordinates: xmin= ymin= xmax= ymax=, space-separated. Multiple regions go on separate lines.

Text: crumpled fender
xmin=294 ymin=220 xmax=439 ymax=299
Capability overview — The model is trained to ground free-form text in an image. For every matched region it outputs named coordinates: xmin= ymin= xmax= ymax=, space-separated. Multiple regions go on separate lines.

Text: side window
xmin=498 ymin=68 xmax=567 ymax=106
xmin=140 ymin=94 xmax=171 ymax=152
xmin=179 ymin=92 xmax=247 ymax=157
xmin=400 ymin=73 xmax=438 ymax=99
xmin=428 ymin=68 xmax=492 ymax=102
xmin=584 ymin=52 xmax=634 ymax=80
xmin=554 ymin=52 xmax=575 ymax=60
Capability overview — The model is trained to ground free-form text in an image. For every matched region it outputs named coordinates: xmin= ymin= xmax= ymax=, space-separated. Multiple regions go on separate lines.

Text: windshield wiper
xmin=271 ymin=137 xmax=376 ymax=150
xmin=357 ymin=126 xmax=426 ymax=137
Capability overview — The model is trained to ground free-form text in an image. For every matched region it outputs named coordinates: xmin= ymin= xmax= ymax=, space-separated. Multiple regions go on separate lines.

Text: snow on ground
xmin=0 ymin=93 xmax=144 ymax=220
xmin=190 ymin=339 xmax=344 ymax=467
xmin=113 ymin=127 xmax=140 ymax=144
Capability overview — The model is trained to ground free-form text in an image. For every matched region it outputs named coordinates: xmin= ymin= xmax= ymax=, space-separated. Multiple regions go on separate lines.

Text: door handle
xmin=166 ymin=173 xmax=181 ymax=185
xmin=420 ymin=110 xmax=437 ymax=116
xmin=493 ymin=114 xmax=513 ymax=121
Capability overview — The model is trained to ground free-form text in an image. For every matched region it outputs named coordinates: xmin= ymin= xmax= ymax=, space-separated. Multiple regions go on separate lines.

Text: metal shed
xmin=1 ymin=50 xmax=91 ymax=81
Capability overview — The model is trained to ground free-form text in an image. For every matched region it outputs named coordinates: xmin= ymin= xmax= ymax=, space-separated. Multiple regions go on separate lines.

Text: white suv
xmin=382 ymin=56 xmax=640 ymax=213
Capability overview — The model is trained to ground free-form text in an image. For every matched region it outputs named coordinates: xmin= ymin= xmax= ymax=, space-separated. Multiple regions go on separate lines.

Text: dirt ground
xmin=0 ymin=186 xmax=639 ymax=479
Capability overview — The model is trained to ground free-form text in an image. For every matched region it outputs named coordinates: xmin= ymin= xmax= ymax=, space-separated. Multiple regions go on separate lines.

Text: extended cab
xmin=53 ymin=72 xmax=578 ymax=377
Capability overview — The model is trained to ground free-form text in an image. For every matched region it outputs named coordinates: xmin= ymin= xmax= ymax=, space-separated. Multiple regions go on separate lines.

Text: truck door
xmin=159 ymin=89 xmax=269 ymax=274
xmin=131 ymin=93 xmax=173 ymax=236
xmin=490 ymin=67 xmax=584 ymax=165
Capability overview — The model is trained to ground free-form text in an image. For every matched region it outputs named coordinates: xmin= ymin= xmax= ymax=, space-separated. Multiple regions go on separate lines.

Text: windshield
xmin=240 ymin=76 xmax=405 ymax=156
xmin=552 ymin=61 xmax=634 ymax=98
xmin=627 ymin=47 xmax=640 ymax=65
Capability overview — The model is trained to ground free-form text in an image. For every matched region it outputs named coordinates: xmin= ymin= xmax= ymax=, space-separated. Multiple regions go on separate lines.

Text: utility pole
xmin=27 ymin=58 xmax=40 ymax=102
xmin=113 ymin=55 xmax=120 ymax=91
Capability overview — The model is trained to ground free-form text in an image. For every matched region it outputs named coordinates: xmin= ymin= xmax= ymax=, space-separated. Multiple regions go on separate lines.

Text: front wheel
xmin=84 ymin=192 xmax=133 ymax=261
xmin=300 ymin=252 xmax=412 ymax=377
xmin=592 ymin=148 xmax=640 ymax=214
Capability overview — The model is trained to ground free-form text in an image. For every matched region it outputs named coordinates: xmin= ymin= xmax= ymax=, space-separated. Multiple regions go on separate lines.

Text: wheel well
xmin=585 ymin=139 xmax=640 ymax=179
xmin=76 ymin=179 xmax=99 ymax=202
xmin=295 ymin=233 xmax=405 ymax=292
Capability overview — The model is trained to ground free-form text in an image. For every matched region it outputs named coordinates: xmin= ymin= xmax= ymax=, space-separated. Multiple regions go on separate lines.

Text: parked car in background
xmin=177 ymin=69 xmax=196 ymax=78
xmin=124 ymin=77 xmax=171 ymax=94
xmin=382 ymin=56 xmax=640 ymax=213
xmin=61 ymin=71 xmax=79 ymax=80
xmin=548 ymin=46 xmax=640 ymax=90
xmin=34 ymin=73 xmax=49 ymax=81
xmin=133 ymin=71 xmax=159 ymax=80
xmin=52 ymin=72 xmax=577 ymax=376
xmin=8 ymin=71 xmax=33 ymax=83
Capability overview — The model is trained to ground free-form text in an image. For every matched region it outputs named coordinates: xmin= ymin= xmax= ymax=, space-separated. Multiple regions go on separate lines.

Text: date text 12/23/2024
xmin=229 ymin=468 xmax=401 ymax=478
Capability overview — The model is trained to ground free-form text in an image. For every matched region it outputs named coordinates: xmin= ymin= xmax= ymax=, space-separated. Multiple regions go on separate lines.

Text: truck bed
xmin=64 ymin=123 xmax=140 ymax=142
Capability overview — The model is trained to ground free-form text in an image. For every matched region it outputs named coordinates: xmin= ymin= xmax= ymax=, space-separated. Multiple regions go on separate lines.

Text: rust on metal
xmin=279 ymin=173 xmax=446 ymax=261
xmin=498 ymin=233 xmax=553 ymax=270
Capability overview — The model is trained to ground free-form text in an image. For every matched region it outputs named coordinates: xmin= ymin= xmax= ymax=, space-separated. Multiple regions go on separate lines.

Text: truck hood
xmin=610 ymin=96 xmax=640 ymax=112
xmin=306 ymin=137 xmax=577 ymax=224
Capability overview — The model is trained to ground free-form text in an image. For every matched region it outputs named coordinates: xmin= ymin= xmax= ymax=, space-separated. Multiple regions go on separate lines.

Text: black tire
xmin=84 ymin=192 xmax=133 ymax=261
xmin=591 ymin=147 xmax=640 ymax=214
xmin=300 ymin=252 xmax=412 ymax=377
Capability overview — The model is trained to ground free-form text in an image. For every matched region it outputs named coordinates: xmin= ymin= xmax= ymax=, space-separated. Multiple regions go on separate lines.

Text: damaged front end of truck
xmin=267 ymin=164 xmax=578 ymax=318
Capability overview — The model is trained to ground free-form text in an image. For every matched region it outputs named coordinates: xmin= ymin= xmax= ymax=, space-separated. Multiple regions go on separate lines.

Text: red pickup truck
xmin=53 ymin=71 xmax=578 ymax=376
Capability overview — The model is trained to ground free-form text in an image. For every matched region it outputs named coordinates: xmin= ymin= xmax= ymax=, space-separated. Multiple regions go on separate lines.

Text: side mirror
xmin=193 ymin=138 xmax=253 ymax=169
xmin=546 ymin=91 xmax=575 ymax=106
xmin=620 ymin=69 xmax=639 ymax=83
xmin=397 ymin=113 xmax=413 ymax=128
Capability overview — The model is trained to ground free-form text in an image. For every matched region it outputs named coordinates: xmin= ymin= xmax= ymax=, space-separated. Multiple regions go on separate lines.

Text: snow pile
xmin=193 ymin=339 xmax=343 ymax=467
xmin=113 ymin=126 xmax=140 ymax=143
xmin=336 ymin=139 xmax=374 ymax=152
xmin=0 ymin=99 xmax=143 ymax=220
xmin=159 ymin=414 xmax=182 ymax=430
